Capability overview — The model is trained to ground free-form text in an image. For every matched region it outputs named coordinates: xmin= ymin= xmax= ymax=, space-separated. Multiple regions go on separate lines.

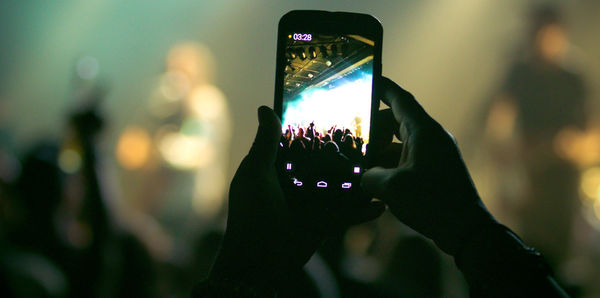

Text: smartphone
xmin=274 ymin=10 xmax=382 ymax=194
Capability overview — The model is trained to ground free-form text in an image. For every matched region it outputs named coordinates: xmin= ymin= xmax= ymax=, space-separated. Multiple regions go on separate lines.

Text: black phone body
xmin=274 ymin=10 xmax=382 ymax=194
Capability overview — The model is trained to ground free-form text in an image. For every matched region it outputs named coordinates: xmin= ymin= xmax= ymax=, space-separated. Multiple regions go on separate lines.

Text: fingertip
xmin=258 ymin=105 xmax=278 ymax=125
xmin=361 ymin=167 xmax=390 ymax=196
xmin=247 ymin=106 xmax=282 ymax=165
xmin=380 ymin=76 xmax=413 ymax=98
xmin=257 ymin=106 xmax=282 ymax=136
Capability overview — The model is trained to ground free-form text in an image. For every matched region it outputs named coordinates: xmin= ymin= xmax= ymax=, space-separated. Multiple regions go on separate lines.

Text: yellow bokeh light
xmin=58 ymin=149 xmax=82 ymax=174
xmin=116 ymin=126 xmax=151 ymax=170
xmin=158 ymin=132 xmax=215 ymax=170
xmin=554 ymin=127 xmax=600 ymax=168
xmin=186 ymin=85 xmax=227 ymax=120
xmin=166 ymin=42 xmax=215 ymax=85
xmin=159 ymin=71 xmax=190 ymax=102
xmin=580 ymin=167 xmax=600 ymax=201
xmin=594 ymin=200 xmax=600 ymax=221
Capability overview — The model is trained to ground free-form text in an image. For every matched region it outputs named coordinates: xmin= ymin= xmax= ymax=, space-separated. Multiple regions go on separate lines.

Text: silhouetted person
xmin=193 ymin=77 xmax=568 ymax=297
xmin=333 ymin=129 xmax=343 ymax=145
xmin=486 ymin=5 xmax=586 ymax=271
xmin=7 ymin=92 xmax=157 ymax=297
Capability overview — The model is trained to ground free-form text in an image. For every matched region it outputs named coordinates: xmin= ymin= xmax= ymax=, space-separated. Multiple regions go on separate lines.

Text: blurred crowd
xmin=281 ymin=123 xmax=364 ymax=161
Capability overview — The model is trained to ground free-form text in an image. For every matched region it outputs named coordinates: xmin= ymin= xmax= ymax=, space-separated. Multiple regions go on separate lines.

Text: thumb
xmin=361 ymin=166 xmax=406 ymax=198
xmin=247 ymin=106 xmax=282 ymax=168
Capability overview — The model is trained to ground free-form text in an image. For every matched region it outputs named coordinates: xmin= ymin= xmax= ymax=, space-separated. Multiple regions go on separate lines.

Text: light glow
xmin=58 ymin=149 xmax=82 ymax=174
xmin=116 ymin=126 xmax=151 ymax=170
xmin=580 ymin=167 xmax=600 ymax=202
xmin=159 ymin=132 xmax=215 ymax=170
xmin=282 ymin=73 xmax=372 ymax=147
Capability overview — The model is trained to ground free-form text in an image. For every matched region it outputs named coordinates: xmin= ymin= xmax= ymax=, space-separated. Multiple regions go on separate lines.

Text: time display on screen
xmin=290 ymin=33 xmax=312 ymax=41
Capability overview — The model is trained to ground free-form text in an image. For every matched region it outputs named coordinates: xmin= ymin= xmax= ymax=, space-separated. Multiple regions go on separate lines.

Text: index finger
xmin=379 ymin=76 xmax=431 ymax=128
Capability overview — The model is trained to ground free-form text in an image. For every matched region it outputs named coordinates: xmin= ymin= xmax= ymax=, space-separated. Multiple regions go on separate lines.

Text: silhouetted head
xmin=333 ymin=129 xmax=343 ymax=144
xmin=529 ymin=5 xmax=567 ymax=62
xmin=290 ymin=139 xmax=306 ymax=153
xmin=297 ymin=127 xmax=305 ymax=138
xmin=323 ymin=141 xmax=340 ymax=154
xmin=341 ymin=136 xmax=355 ymax=150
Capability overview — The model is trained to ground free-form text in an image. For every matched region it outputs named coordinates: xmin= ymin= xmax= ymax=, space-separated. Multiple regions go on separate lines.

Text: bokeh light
xmin=58 ymin=149 xmax=82 ymax=174
xmin=186 ymin=84 xmax=227 ymax=120
xmin=580 ymin=167 xmax=600 ymax=202
xmin=158 ymin=132 xmax=215 ymax=170
xmin=76 ymin=56 xmax=99 ymax=80
xmin=116 ymin=126 xmax=151 ymax=170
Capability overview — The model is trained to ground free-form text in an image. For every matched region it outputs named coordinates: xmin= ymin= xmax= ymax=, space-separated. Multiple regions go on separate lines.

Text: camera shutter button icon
xmin=341 ymin=182 xmax=352 ymax=189
xmin=316 ymin=181 xmax=328 ymax=188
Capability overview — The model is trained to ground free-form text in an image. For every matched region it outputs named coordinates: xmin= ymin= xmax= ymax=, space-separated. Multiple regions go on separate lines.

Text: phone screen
xmin=278 ymin=31 xmax=376 ymax=191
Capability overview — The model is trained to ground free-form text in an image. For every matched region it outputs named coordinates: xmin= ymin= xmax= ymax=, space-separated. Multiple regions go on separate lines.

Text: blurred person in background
xmin=2 ymin=86 xmax=158 ymax=297
xmin=484 ymin=5 xmax=588 ymax=282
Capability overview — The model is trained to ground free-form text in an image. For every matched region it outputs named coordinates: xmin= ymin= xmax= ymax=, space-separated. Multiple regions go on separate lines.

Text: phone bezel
xmin=273 ymin=10 xmax=383 ymax=166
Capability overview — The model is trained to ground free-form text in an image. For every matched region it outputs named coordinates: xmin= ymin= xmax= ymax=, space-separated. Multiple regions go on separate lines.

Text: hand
xmin=209 ymin=106 xmax=384 ymax=290
xmin=362 ymin=77 xmax=496 ymax=256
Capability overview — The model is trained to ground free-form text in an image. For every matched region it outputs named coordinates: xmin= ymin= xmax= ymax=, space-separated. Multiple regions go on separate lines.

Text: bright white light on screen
xmin=282 ymin=74 xmax=372 ymax=144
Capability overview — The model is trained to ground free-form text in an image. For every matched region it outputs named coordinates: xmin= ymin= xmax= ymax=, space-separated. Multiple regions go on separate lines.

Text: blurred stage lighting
xmin=299 ymin=49 xmax=307 ymax=60
xmin=187 ymin=84 xmax=227 ymax=120
xmin=158 ymin=132 xmax=215 ymax=170
xmin=159 ymin=71 xmax=190 ymax=102
xmin=167 ymin=42 xmax=215 ymax=85
xmin=116 ymin=126 xmax=151 ymax=170
xmin=76 ymin=56 xmax=99 ymax=80
xmin=581 ymin=167 xmax=600 ymax=197
xmin=58 ymin=149 xmax=82 ymax=174
xmin=308 ymin=47 xmax=317 ymax=59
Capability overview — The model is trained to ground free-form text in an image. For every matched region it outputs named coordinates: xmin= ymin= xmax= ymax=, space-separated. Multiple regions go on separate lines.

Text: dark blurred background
xmin=1 ymin=0 xmax=600 ymax=297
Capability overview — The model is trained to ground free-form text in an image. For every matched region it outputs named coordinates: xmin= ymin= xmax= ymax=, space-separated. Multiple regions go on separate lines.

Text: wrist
xmin=433 ymin=200 xmax=497 ymax=256
xmin=454 ymin=223 xmax=553 ymax=294
xmin=206 ymin=236 xmax=299 ymax=294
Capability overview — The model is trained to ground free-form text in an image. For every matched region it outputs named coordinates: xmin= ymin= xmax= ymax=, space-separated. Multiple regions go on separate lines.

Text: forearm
xmin=79 ymin=138 xmax=109 ymax=241
xmin=192 ymin=237 xmax=302 ymax=297
xmin=455 ymin=222 xmax=568 ymax=297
